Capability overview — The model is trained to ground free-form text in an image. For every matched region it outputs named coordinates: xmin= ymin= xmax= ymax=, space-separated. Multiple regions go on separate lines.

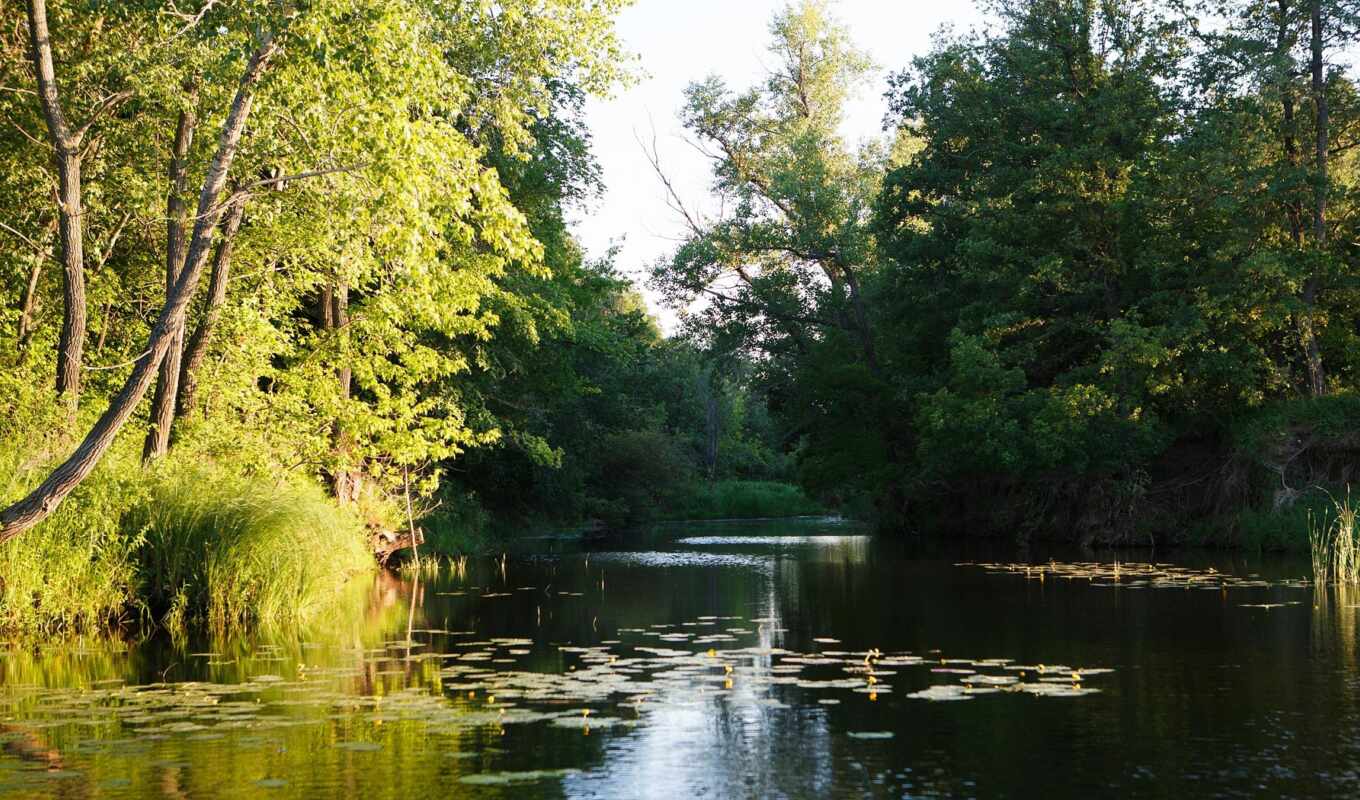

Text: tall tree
xmin=24 ymin=0 xmax=128 ymax=404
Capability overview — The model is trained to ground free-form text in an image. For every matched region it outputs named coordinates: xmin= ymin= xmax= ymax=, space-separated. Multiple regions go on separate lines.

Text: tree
xmin=0 ymin=16 xmax=280 ymax=541
xmin=0 ymin=0 xmax=632 ymax=540
xmin=23 ymin=0 xmax=132 ymax=404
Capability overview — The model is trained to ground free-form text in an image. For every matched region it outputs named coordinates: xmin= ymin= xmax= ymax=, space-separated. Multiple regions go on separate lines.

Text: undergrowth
xmin=0 ymin=394 xmax=375 ymax=638
xmin=667 ymin=480 xmax=824 ymax=521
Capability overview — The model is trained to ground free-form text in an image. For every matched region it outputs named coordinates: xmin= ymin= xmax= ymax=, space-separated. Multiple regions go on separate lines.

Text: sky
xmin=569 ymin=0 xmax=990 ymax=330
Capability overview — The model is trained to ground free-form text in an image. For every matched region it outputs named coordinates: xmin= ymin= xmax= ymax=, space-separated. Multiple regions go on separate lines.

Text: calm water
xmin=2 ymin=519 xmax=1356 ymax=798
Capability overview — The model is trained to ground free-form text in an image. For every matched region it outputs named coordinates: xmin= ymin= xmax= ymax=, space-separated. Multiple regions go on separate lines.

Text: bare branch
xmin=71 ymin=89 xmax=133 ymax=143
xmin=0 ymin=221 xmax=58 ymax=263
xmin=637 ymin=122 xmax=706 ymax=235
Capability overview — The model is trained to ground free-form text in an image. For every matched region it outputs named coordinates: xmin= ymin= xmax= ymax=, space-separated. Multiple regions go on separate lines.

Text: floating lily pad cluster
xmin=956 ymin=560 xmax=1312 ymax=590
xmin=0 ymin=610 xmax=1116 ymax=794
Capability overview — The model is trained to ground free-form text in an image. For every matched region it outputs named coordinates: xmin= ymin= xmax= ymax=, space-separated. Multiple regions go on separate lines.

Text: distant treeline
xmin=647 ymin=0 xmax=1360 ymax=546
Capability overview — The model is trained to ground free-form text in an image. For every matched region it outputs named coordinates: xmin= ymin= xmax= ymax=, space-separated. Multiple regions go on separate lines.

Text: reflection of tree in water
xmin=1313 ymin=581 xmax=1359 ymax=679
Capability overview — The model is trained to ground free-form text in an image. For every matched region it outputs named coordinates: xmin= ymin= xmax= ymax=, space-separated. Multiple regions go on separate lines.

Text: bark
xmin=0 ymin=34 xmax=279 ymax=543
xmin=27 ymin=0 xmax=86 ymax=403
xmin=17 ymin=253 xmax=44 ymax=350
xmin=327 ymin=282 xmax=358 ymax=504
xmin=144 ymin=104 xmax=199 ymax=461
xmin=1278 ymin=0 xmax=1305 ymax=247
xmin=1304 ymin=0 xmax=1329 ymax=397
xmin=174 ymin=196 xmax=245 ymax=424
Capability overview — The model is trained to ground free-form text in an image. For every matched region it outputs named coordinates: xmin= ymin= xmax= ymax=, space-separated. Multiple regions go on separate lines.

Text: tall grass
xmin=1 ymin=406 xmax=375 ymax=637
xmin=130 ymin=469 xmax=374 ymax=633
xmin=1310 ymin=493 xmax=1360 ymax=586
xmin=0 ymin=415 xmax=147 ymax=637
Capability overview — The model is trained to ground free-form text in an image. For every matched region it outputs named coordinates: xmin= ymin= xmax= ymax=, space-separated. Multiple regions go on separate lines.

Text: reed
xmin=1309 ymin=493 xmax=1360 ymax=586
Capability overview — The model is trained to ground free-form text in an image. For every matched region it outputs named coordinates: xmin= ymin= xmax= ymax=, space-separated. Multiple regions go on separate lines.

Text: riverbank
xmin=0 ymin=435 xmax=376 ymax=638
xmin=4 ymin=437 xmax=1339 ymax=642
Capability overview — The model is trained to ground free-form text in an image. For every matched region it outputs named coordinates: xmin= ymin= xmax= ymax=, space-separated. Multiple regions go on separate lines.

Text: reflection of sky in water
xmin=561 ymin=693 xmax=836 ymax=799
xmin=676 ymin=535 xmax=871 ymax=546
xmin=587 ymin=551 xmax=776 ymax=573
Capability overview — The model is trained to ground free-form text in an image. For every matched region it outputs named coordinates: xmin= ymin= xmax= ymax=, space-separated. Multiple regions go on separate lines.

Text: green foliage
xmin=1230 ymin=499 xmax=1328 ymax=552
xmin=668 ymin=481 xmax=824 ymax=521
xmin=420 ymin=491 xmax=496 ymax=556
xmin=643 ymin=0 xmax=1360 ymax=543
xmin=0 ymin=0 xmax=653 ymax=634
xmin=1231 ymin=394 xmax=1360 ymax=454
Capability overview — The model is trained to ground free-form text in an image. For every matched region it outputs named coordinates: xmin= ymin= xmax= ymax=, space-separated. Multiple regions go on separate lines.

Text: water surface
xmin=2 ymin=519 xmax=1355 ymax=798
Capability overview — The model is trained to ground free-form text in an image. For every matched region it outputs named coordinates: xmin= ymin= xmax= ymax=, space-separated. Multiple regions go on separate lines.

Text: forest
xmin=4 ymin=0 xmax=1360 ymax=636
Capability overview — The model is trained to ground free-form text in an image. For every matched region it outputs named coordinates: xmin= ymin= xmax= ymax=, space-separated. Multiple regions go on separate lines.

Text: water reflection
xmin=2 ymin=523 xmax=1360 ymax=798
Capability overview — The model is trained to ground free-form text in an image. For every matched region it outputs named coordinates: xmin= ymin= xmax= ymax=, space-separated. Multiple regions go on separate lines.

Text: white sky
xmin=570 ymin=0 xmax=990 ymax=331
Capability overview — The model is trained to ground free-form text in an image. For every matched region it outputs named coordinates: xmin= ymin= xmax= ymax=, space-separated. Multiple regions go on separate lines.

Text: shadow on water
xmin=1 ymin=517 xmax=1358 ymax=798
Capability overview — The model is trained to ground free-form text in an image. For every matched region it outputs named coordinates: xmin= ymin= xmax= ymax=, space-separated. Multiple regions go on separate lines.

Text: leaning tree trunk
xmin=27 ymin=0 xmax=87 ymax=404
xmin=1304 ymin=0 xmax=1329 ymax=397
xmin=174 ymin=195 xmax=246 ymax=426
xmin=144 ymin=104 xmax=198 ymax=461
xmin=0 ymin=35 xmax=279 ymax=543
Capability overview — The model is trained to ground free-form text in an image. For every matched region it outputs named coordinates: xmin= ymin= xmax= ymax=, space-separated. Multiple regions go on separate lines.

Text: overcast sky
xmin=569 ymin=0 xmax=989 ymax=330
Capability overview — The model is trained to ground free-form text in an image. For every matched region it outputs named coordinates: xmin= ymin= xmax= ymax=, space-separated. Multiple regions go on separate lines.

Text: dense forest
xmin=650 ymin=0 xmax=1360 ymax=549
xmin=6 ymin=0 xmax=1360 ymax=635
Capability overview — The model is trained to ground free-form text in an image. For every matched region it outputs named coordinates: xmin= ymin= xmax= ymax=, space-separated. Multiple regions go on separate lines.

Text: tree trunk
xmin=0 ymin=35 xmax=279 ymax=543
xmin=27 ymin=0 xmax=86 ymax=403
xmin=1305 ymin=0 xmax=1329 ymax=397
xmin=144 ymin=105 xmax=198 ymax=461
xmin=17 ymin=252 xmax=45 ymax=350
xmin=175 ymin=196 xmax=245 ymax=425
xmin=326 ymin=282 xmax=358 ymax=503
xmin=1278 ymin=0 xmax=1305 ymax=247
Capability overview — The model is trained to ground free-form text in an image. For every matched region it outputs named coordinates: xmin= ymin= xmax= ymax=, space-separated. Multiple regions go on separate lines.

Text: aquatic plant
xmin=957 ymin=560 xmax=1310 ymax=591
xmin=1310 ymin=493 xmax=1360 ymax=586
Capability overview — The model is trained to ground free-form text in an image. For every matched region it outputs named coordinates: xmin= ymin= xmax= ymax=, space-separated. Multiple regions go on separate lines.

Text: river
xmin=1 ymin=518 xmax=1355 ymax=798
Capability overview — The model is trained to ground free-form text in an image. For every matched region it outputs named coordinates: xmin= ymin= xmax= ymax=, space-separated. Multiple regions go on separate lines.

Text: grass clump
xmin=1311 ymin=493 xmax=1360 ymax=587
xmin=131 ymin=468 xmax=374 ymax=633
xmin=668 ymin=481 xmax=824 ymax=521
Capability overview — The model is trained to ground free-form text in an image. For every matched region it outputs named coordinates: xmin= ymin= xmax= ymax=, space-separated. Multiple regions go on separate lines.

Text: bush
xmin=586 ymin=429 xmax=696 ymax=527
xmin=667 ymin=480 xmax=824 ymax=521
xmin=421 ymin=489 xmax=497 ymax=555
